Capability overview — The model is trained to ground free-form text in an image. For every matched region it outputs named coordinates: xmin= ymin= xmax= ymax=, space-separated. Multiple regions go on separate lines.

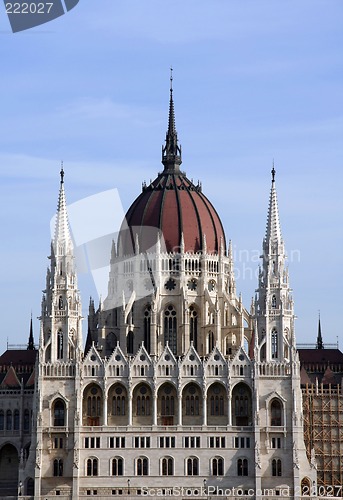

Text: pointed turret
xmin=255 ymin=165 xmax=295 ymax=362
xmin=162 ymin=67 xmax=182 ymax=172
xmin=27 ymin=313 xmax=35 ymax=350
xmin=40 ymin=167 xmax=83 ymax=362
xmin=316 ymin=313 xmax=324 ymax=349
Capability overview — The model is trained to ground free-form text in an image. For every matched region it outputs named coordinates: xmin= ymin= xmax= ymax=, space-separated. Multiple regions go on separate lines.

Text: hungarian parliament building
xmin=0 ymin=83 xmax=342 ymax=499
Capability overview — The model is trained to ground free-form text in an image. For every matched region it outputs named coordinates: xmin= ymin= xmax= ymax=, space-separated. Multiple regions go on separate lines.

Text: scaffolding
xmin=302 ymin=383 xmax=343 ymax=487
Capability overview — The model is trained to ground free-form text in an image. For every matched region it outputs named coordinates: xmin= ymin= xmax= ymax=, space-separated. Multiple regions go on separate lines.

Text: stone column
xmin=128 ymin=393 xmax=133 ymax=426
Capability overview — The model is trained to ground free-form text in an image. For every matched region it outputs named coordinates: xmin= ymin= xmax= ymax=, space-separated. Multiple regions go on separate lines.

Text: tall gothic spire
xmin=162 ymin=67 xmax=182 ymax=172
xmin=265 ymin=165 xmax=283 ymax=245
xmin=53 ymin=163 xmax=73 ymax=255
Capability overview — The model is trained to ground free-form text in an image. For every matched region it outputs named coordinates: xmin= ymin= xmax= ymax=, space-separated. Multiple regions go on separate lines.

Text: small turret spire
xmin=316 ymin=312 xmax=324 ymax=349
xmin=265 ymin=163 xmax=282 ymax=244
xmin=54 ymin=165 xmax=73 ymax=255
xmin=27 ymin=313 xmax=35 ymax=350
xmin=162 ymin=67 xmax=182 ymax=172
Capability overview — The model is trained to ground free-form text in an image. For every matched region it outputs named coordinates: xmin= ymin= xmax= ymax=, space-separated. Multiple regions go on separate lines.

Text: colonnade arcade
xmin=79 ymin=381 xmax=254 ymax=427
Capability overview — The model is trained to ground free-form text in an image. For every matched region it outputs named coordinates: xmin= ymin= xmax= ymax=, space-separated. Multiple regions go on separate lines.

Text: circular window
xmin=187 ymin=278 xmax=197 ymax=291
xmin=165 ymin=278 xmax=176 ymax=291
xmin=164 ymin=385 xmax=172 ymax=394
xmin=239 ymin=354 xmax=244 ymax=361
xmin=188 ymin=385 xmax=196 ymax=395
xmin=90 ymin=355 xmax=96 ymax=361
xmin=115 ymin=355 xmax=121 ymax=361
xmin=140 ymin=386 xmax=147 ymax=395
xmin=214 ymin=354 xmax=220 ymax=361
xmin=91 ymin=387 xmax=98 ymax=395
xmin=115 ymin=387 xmax=123 ymax=395
xmin=165 ymin=354 xmax=170 ymax=361
xmin=140 ymin=354 xmax=146 ymax=361
xmin=189 ymin=354 xmax=195 ymax=361
xmin=213 ymin=385 xmax=220 ymax=394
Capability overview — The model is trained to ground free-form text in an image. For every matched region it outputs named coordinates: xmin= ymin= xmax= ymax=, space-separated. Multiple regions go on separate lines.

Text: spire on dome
xmin=316 ymin=312 xmax=324 ymax=349
xmin=53 ymin=164 xmax=73 ymax=255
xmin=162 ymin=67 xmax=182 ymax=172
xmin=265 ymin=164 xmax=282 ymax=245
xmin=27 ymin=313 xmax=35 ymax=350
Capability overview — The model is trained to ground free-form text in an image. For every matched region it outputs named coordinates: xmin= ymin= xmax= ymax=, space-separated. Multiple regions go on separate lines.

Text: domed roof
xmin=117 ymin=81 xmax=226 ymax=256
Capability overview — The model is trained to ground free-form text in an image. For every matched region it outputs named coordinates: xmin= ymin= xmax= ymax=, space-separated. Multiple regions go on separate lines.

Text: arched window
xmin=23 ymin=409 xmax=30 ymax=432
xmin=208 ymin=331 xmax=215 ymax=353
xmin=189 ymin=306 xmax=198 ymax=351
xmin=164 ymin=305 xmax=177 ymax=355
xmin=112 ymin=457 xmax=123 ymax=476
xmin=232 ymin=383 xmax=252 ymax=426
xmin=53 ymin=458 xmax=63 ymax=477
xmin=186 ymin=395 xmax=199 ymax=416
xmin=0 ymin=410 xmax=4 ymax=431
xmin=27 ymin=478 xmax=34 ymax=495
xmin=13 ymin=409 xmax=20 ymax=430
xmin=87 ymin=458 xmax=98 ymax=476
xmin=161 ymin=396 xmax=174 ymax=416
xmin=186 ymin=457 xmax=199 ymax=476
xmin=210 ymin=395 xmax=224 ymax=416
xmin=271 ymin=328 xmax=278 ymax=359
xmin=271 ymin=399 xmax=282 ymax=426
xmin=6 ymin=410 xmax=12 ymax=430
xmin=137 ymin=395 xmax=150 ymax=416
xmin=127 ymin=331 xmax=134 ymax=355
xmin=272 ymin=458 xmax=282 ymax=476
xmin=112 ymin=394 xmax=125 ymax=416
xmin=57 ymin=329 xmax=63 ymax=359
xmin=272 ymin=295 xmax=277 ymax=309
xmin=53 ymin=399 xmax=65 ymax=426
xmin=212 ymin=457 xmax=224 ymax=476
xmin=144 ymin=305 xmax=151 ymax=353
xmin=137 ymin=457 xmax=148 ymax=476
xmin=162 ymin=457 xmax=174 ymax=476
xmin=237 ymin=458 xmax=248 ymax=476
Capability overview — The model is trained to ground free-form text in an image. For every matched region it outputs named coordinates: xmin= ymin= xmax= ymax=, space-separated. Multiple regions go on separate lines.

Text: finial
xmin=60 ymin=161 xmax=64 ymax=184
xmin=271 ymin=161 xmax=275 ymax=183
xmin=170 ymin=66 xmax=173 ymax=94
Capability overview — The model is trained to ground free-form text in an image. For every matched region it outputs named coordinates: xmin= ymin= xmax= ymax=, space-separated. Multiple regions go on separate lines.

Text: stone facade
xmin=13 ymin=91 xmax=318 ymax=499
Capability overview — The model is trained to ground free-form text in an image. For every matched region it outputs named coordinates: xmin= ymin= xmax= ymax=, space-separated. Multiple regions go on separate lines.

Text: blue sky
xmin=0 ymin=0 xmax=342 ymax=353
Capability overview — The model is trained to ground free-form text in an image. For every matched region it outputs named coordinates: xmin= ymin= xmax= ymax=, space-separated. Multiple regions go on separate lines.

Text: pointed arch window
xmin=53 ymin=458 xmax=63 ymax=477
xmin=14 ymin=409 xmax=20 ymax=430
xmin=272 ymin=458 xmax=282 ymax=476
xmin=112 ymin=395 xmax=126 ymax=416
xmin=57 ymin=329 xmax=63 ymax=359
xmin=161 ymin=395 xmax=174 ymax=416
xmin=208 ymin=331 xmax=215 ymax=353
xmin=6 ymin=410 xmax=12 ymax=430
xmin=189 ymin=306 xmax=198 ymax=351
xmin=53 ymin=399 xmax=66 ymax=426
xmin=0 ymin=410 xmax=4 ymax=431
xmin=164 ymin=305 xmax=177 ymax=355
xmin=270 ymin=399 xmax=282 ymax=426
xmin=144 ymin=305 xmax=151 ymax=353
xmin=271 ymin=328 xmax=278 ymax=359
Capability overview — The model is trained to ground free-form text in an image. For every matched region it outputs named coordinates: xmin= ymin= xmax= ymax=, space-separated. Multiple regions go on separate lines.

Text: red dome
xmin=117 ymin=86 xmax=226 ymax=256
xmin=118 ymin=170 xmax=226 ymax=255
